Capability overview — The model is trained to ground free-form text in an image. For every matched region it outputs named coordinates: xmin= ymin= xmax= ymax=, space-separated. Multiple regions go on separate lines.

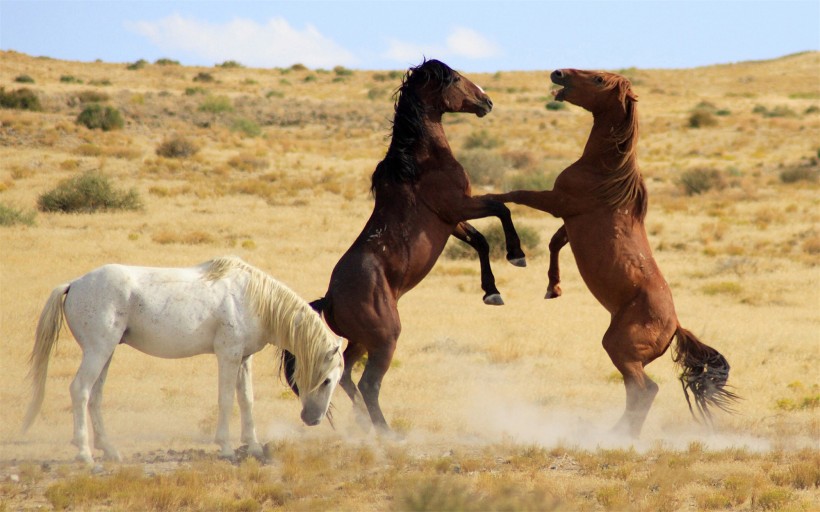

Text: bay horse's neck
xmin=417 ymin=113 xmax=453 ymax=160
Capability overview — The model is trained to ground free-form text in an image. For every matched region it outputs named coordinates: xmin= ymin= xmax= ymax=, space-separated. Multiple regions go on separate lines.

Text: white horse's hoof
xmin=75 ymin=452 xmax=94 ymax=465
xmin=508 ymin=257 xmax=527 ymax=268
xmin=103 ymin=450 xmax=122 ymax=462
xmin=483 ymin=294 xmax=504 ymax=306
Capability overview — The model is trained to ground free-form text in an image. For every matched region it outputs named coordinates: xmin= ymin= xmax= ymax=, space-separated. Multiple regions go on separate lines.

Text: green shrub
xmin=0 ymin=202 xmax=36 ymax=226
xmin=231 ymin=118 xmax=262 ymax=137
xmin=156 ymin=136 xmax=199 ymax=158
xmin=88 ymin=79 xmax=112 ymax=86
xmin=38 ymin=171 xmax=142 ymax=213
xmin=333 ymin=65 xmax=353 ymax=77
xmin=458 ymin=149 xmax=507 ymax=186
xmin=127 ymin=59 xmax=148 ymax=70
xmin=677 ymin=168 xmax=724 ymax=195
xmin=265 ymin=90 xmax=284 ymax=99
xmin=0 ymin=88 xmax=42 ymax=111
xmin=303 ymin=74 xmax=317 ymax=83
xmin=290 ymin=63 xmax=308 ymax=72
xmin=76 ymin=104 xmax=124 ymax=131
xmin=216 ymin=60 xmax=243 ymax=68
xmin=545 ymin=101 xmax=566 ymax=111
xmin=445 ymin=223 xmax=541 ymax=261
xmin=185 ymin=87 xmax=207 ymax=96
xmin=60 ymin=75 xmax=82 ymax=83
xmin=463 ymin=129 xmax=501 ymax=150
xmin=14 ymin=74 xmax=34 ymax=83
xmin=198 ymin=95 xmax=233 ymax=114
xmin=155 ymin=58 xmax=180 ymax=66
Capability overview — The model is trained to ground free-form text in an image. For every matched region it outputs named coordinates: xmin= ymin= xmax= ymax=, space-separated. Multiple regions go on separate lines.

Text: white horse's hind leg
xmin=70 ymin=351 xmax=115 ymax=464
xmin=236 ymin=355 xmax=262 ymax=458
xmin=214 ymin=350 xmax=242 ymax=460
xmin=89 ymin=356 xmax=121 ymax=461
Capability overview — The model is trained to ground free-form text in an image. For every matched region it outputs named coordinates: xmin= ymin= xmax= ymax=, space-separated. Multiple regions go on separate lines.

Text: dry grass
xmin=1 ymin=50 xmax=819 ymax=510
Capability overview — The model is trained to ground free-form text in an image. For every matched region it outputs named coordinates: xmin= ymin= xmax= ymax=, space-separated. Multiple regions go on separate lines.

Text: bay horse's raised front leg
xmin=452 ymin=222 xmax=504 ymax=305
xmin=457 ymin=196 xmax=526 ymax=268
xmin=546 ymin=225 xmax=568 ymax=299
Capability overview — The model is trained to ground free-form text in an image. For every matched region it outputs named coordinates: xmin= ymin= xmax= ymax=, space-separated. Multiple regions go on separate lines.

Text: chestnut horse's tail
xmin=280 ymin=297 xmax=327 ymax=397
xmin=672 ymin=326 xmax=739 ymax=425
xmin=23 ymin=283 xmax=70 ymax=433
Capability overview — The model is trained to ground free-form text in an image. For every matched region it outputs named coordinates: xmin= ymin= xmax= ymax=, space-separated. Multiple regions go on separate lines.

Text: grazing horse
xmin=293 ymin=59 xmax=526 ymax=433
xmin=23 ymin=257 xmax=343 ymax=463
xmin=484 ymin=69 xmax=738 ymax=437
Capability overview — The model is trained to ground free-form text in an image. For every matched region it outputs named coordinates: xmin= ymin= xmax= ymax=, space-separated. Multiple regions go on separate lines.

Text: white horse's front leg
xmin=236 ymin=355 xmax=262 ymax=458
xmin=215 ymin=352 xmax=241 ymax=460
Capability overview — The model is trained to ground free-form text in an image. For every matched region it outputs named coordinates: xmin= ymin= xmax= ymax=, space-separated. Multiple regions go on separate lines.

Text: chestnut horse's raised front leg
xmin=546 ymin=225 xmax=568 ymax=299
xmin=452 ymin=222 xmax=504 ymax=305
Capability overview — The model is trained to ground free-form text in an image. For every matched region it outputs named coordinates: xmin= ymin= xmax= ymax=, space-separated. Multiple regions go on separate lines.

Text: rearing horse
xmin=306 ymin=59 xmax=526 ymax=432
xmin=484 ymin=69 xmax=738 ymax=437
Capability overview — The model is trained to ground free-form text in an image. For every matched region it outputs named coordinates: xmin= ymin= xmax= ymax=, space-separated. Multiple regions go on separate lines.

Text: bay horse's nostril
xmin=486 ymin=98 xmax=494 ymax=109
xmin=552 ymin=69 xmax=564 ymax=79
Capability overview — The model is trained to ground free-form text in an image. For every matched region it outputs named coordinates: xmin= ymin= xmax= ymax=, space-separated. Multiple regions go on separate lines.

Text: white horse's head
xmin=297 ymin=335 xmax=343 ymax=426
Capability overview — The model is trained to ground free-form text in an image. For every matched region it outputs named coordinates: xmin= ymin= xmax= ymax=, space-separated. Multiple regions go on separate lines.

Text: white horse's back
xmin=64 ymin=262 xmax=264 ymax=359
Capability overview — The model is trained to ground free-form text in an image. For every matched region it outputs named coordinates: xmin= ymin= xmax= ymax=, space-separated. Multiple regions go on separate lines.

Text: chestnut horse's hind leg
xmin=452 ymin=222 xmax=504 ymax=305
xmin=357 ymin=334 xmax=398 ymax=435
xmin=339 ymin=340 xmax=371 ymax=431
xmin=545 ymin=225 xmax=568 ymax=299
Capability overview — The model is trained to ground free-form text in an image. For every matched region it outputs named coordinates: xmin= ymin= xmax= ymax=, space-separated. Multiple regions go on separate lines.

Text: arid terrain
xmin=1 ymin=50 xmax=818 ymax=510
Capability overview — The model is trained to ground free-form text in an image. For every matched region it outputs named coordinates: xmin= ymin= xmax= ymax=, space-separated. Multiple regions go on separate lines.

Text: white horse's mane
xmin=204 ymin=256 xmax=336 ymax=394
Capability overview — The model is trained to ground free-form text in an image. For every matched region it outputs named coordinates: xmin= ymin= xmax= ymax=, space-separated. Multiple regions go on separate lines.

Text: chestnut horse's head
xmin=551 ymin=69 xmax=637 ymax=115
xmin=404 ymin=59 xmax=493 ymax=117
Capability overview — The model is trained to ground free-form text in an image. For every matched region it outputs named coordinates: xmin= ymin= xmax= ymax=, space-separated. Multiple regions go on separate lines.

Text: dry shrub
xmin=677 ymin=167 xmax=725 ymax=195
xmin=151 ymin=230 xmax=215 ymax=245
xmin=458 ymin=149 xmax=507 ymax=186
xmin=227 ymin=153 xmax=269 ymax=172
xmin=0 ymin=87 xmax=42 ymax=111
xmin=38 ymin=170 xmax=141 ymax=213
xmin=156 ymin=135 xmax=199 ymax=159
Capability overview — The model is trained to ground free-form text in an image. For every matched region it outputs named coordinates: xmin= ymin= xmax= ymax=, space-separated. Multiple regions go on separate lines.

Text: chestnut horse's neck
xmin=581 ymin=100 xmax=646 ymax=221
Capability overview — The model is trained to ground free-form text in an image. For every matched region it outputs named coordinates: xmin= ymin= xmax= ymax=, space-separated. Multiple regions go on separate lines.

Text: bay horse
xmin=23 ymin=256 xmax=343 ymax=463
xmin=290 ymin=59 xmax=526 ymax=433
xmin=483 ymin=69 xmax=738 ymax=437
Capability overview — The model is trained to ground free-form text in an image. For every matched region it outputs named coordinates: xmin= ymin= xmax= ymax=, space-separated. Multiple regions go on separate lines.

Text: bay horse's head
xmin=404 ymin=59 xmax=493 ymax=117
xmin=551 ymin=69 xmax=637 ymax=115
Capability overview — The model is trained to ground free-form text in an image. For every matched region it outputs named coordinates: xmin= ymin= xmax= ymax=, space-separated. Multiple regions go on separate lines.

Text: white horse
xmin=23 ymin=256 xmax=343 ymax=463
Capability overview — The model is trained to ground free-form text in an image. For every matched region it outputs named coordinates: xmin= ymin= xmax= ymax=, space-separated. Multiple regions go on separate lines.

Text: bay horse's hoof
xmin=508 ymin=257 xmax=527 ymax=268
xmin=483 ymin=294 xmax=504 ymax=306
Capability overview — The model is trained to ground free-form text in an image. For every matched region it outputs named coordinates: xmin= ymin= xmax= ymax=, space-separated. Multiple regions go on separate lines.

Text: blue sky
xmin=1 ymin=1 xmax=818 ymax=72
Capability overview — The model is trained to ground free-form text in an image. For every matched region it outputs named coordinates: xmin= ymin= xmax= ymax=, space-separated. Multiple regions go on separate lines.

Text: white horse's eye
xmin=323 ymin=378 xmax=331 ymax=387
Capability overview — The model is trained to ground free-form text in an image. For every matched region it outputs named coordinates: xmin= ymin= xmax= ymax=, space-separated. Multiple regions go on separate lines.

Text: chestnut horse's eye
xmin=595 ymin=76 xmax=605 ymax=85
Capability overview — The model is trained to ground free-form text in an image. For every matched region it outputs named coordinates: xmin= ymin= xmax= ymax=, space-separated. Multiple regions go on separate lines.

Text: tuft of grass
xmin=193 ymin=72 xmax=215 ymax=83
xmin=545 ymin=100 xmax=566 ymax=111
xmin=464 ymin=129 xmax=502 ymax=150
xmin=458 ymin=149 xmax=508 ymax=186
xmin=231 ymin=118 xmax=262 ymax=137
xmin=155 ymin=57 xmax=180 ymax=66
xmin=59 ymin=75 xmax=82 ymax=83
xmin=75 ymin=90 xmax=109 ymax=103
xmin=701 ymin=281 xmax=742 ymax=296
xmin=76 ymin=104 xmax=124 ymax=131
xmin=0 ymin=202 xmax=36 ymax=226
xmin=216 ymin=60 xmax=243 ymax=68
xmin=127 ymin=59 xmax=148 ymax=70
xmin=14 ymin=74 xmax=34 ymax=83
xmin=152 ymin=230 xmax=215 ymax=245
xmin=38 ymin=170 xmax=142 ymax=213
xmin=677 ymin=167 xmax=724 ymax=196
xmin=688 ymin=109 xmax=718 ymax=128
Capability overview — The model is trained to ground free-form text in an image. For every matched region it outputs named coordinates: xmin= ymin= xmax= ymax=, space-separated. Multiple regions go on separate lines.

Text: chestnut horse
xmin=484 ymin=69 xmax=738 ymax=437
xmin=292 ymin=59 xmax=526 ymax=432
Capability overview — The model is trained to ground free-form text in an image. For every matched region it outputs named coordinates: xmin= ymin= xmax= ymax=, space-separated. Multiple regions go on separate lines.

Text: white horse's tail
xmin=23 ymin=283 xmax=70 ymax=432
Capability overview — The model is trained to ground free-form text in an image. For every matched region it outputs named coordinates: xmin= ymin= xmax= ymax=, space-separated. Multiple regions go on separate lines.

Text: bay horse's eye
xmin=595 ymin=76 xmax=605 ymax=85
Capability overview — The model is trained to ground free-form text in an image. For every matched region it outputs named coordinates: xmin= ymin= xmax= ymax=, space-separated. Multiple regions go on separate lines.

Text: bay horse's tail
xmin=672 ymin=326 xmax=739 ymax=425
xmin=279 ymin=297 xmax=327 ymax=397
xmin=23 ymin=283 xmax=70 ymax=432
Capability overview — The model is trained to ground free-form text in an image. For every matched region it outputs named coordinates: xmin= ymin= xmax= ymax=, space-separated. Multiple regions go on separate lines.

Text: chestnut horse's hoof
xmin=483 ymin=293 xmax=504 ymax=306
xmin=508 ymin=257 xmax=527 ymax=268
xmin=545 ymin=285 xmax=562 ymax=299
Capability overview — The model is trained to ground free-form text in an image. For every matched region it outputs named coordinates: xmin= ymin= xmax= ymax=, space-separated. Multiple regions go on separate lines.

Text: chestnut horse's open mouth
xmin=552 ymin=87 xmax=566 ymax=102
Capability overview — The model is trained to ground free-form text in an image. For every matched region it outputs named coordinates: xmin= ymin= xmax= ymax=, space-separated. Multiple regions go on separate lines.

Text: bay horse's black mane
xmin=370 ymin=59 xmax=458 ymax=193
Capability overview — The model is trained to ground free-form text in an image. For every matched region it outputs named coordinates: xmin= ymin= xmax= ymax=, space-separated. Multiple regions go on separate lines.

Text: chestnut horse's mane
xmin=594 ymin=74 xmax=647 ymax=221
xmin=370 ymin=59 xmax=457 ymax=193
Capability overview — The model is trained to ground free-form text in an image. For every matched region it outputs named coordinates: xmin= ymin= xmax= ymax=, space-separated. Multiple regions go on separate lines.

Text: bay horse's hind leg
xmin=357 ymin=335 xmax=398 ymax=435
xmin=545 ymin=225 xmax=568 ymax=299
xmin=452 ymin=222 xmax=504 ymax=305
xmin=236 ymin=355 xmax=263 ymax=458
xmin=88 ymin=355 xmax=121 ymax=461
xmin=340 ymin=340 xmax=371 ymax=431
